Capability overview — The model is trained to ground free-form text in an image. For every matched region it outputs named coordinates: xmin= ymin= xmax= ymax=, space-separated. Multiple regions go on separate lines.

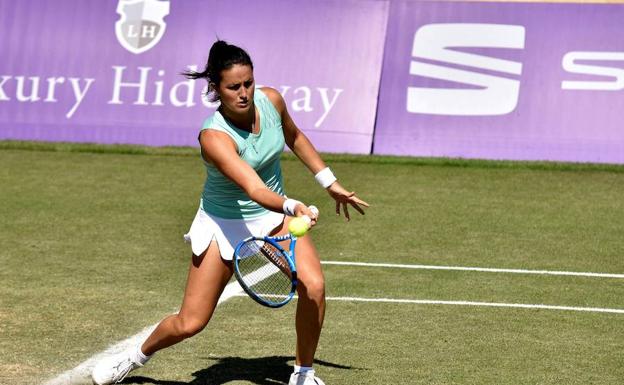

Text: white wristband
xmin=315 ymin=167 xmax=337 ymax=188
xmin=283 ymin=198 xmax=302 ymax=217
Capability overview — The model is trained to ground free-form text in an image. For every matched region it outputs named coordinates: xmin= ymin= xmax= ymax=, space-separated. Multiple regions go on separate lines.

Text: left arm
xmin=262 ymin=87 xmax=369 ymax=220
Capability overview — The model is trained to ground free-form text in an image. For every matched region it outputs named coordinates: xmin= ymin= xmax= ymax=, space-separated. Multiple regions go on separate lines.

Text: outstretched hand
xmin=327 ymin=182 xmax=370 ymax=221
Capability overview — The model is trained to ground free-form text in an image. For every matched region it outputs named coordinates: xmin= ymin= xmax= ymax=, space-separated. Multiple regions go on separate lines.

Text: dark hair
xmin=183 ymin=40 xmax=253 ymax=102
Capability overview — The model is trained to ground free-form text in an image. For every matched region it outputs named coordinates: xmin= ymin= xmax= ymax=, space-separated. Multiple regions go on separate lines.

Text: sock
xmin=133 ymin=344 xmax=152 ymax=365
xmin=294 ymin=365 xmax=314 ymax=375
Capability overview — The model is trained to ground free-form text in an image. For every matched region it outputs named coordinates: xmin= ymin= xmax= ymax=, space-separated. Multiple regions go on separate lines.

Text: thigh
xmin=271 ymin=217 xmax=324 ymax=288
xmin=178 ymin=241 xmax=233 ymax=324
xmin=293 ymin=235 xmax=324 ymax=291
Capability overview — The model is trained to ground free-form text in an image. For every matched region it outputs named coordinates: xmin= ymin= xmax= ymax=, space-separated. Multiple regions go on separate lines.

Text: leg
xmin=141 ymin=241 xmax=233 ymax=355
xmin=272 ymin=217 xmax=326 ymax=367
xmin=92 ymin=242 xmax=232 ymax=385
xmin=293 ymin=235 xmax=325 ymax=366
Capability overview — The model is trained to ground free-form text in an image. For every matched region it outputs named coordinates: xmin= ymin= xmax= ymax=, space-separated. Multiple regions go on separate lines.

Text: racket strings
xmin=236 ymin=240 xmax=292 ymax=302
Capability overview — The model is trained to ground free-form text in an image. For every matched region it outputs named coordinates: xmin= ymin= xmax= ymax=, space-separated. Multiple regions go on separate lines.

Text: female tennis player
xmin=92 ymin=40 xmax=368 ymax=385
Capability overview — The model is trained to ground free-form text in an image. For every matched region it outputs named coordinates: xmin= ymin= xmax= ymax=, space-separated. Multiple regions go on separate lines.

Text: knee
xmin=174 ymin=315 xmax=207 ymax=339
xmin=299 ymin=275 xmax=325 ymax=303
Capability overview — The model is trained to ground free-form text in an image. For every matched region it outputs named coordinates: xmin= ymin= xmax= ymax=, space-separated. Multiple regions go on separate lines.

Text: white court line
xmin=43 ymin=265 xmax=275 ymax=385
xmin=232 ymin=293 xmax=624 ymax=314
xmin=321 ymin=261 xmax=624 ymax=279
xmin=325 ymin=296 xmax=624 ymax=314
xmin=44 ymin=261 xmax=623 ymax=384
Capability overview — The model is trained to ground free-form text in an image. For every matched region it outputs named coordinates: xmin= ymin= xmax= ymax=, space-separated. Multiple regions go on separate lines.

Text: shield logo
xmin=115 ymin=0 xmax=170 ymax=54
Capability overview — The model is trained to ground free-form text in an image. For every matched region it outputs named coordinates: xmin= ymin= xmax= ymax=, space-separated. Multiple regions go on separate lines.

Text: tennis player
xmin=92 ymin=40 xmax=368 ymax=385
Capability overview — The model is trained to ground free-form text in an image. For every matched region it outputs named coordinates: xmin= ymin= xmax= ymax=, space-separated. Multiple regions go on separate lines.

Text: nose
xmin=239 ymin=87 xmax=248 ymax=100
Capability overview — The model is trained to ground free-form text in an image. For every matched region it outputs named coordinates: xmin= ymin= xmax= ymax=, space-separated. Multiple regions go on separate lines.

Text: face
xmin=215 ymin=64 xmax=255 ymax=114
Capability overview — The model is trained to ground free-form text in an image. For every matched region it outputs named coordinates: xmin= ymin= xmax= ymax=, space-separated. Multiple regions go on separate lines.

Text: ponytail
xmin=182 ymin=40 xmax=253 ymax=102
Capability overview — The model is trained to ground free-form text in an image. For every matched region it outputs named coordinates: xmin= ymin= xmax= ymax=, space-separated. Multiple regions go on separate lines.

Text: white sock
xmin=133 ymin=344 xmax=151 ymax=365
xmin=294 ymin=365 xmax=313 ymax=375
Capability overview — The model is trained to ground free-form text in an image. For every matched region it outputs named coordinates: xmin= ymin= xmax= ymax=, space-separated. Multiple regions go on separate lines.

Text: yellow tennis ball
xmin=288 ymin=217 xmax=309 ymax=237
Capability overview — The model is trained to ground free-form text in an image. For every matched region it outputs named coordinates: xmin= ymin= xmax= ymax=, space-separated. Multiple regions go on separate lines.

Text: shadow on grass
xmin=124 ymin=355 xmax=357 ymax=385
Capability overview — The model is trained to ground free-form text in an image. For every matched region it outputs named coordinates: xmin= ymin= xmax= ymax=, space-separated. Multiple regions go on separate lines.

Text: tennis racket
xmin=233 ymin=206 xmax=318 ymax=308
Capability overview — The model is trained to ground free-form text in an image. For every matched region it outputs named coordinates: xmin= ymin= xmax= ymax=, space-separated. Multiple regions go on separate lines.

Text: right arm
xmin=199 ymin=129 xmax=316 ymax=219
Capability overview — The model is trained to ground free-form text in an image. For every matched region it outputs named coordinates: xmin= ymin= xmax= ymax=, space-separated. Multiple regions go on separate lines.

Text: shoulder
xmin=200 ymin=113 xmax=235 ymax=146
xmin=259 ymin=87 xmax=286 ymax=115
xmin=199 ymin=129 xmax=238 ymax=157
xmin=200 ymin=127 xmax=234 ymax=144
xmin=202 ymin=111 xmax=225 ymax=130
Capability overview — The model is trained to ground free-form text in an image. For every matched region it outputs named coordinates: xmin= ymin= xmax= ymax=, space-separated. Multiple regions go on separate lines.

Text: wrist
xmin=282 ymin=198 xmax=302 ymax=216
xmin=315 ymin=167 xmax=337 ymax=188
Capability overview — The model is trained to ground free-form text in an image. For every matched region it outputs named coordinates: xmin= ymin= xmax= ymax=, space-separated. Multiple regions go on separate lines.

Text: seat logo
xmin=407 ymin=23 xmax=525 ymax=116
xmin=115 ymin=0 xmax=170 ymax=55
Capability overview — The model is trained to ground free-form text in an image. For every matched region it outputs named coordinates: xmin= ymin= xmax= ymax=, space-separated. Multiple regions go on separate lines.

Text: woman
xmin=92 ymin=40 xmax=368 ymax=385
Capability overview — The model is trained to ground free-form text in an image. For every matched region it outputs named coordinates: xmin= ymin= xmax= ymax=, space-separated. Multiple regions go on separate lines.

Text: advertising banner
xmin=0 ymin=0 xmax=388 ymax=153
xmin=374 ymin=1 xmax=624 ymax=164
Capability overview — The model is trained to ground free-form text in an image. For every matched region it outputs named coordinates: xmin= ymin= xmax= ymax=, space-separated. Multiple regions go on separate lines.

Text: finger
xmin=350 ymin=196 xmax=370 ymax=207
xmin=350 ymin=201 xmax=365 ymax=215
xmin=335 ymin=201 xmax=340 ymax=216
xmin=308 ymin=205 xmax=319 ymax=219
xmin=342 ymin=202 xmax=350 ymax=221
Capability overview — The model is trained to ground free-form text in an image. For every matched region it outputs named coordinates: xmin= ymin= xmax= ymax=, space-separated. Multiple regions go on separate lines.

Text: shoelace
xmin=293 ymin=371 xmax=322 ymax=384
xmin=112 ymin=358 xmax=137 ymax=383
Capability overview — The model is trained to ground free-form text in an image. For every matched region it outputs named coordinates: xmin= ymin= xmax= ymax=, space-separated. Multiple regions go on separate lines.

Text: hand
xmin=327 ymin=182 xmax=369 ymax=221
xmin=294 ymin=204 xmax=319 ymax=227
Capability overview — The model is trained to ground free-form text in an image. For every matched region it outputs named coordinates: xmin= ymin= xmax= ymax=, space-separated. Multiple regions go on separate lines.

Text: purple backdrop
xmin=374 ymin=1 xmax=624 ymax=164
xmin=0 ymin=0 xmax=388 ymax=153
xmin=3 ymin=1 xmax=624 ymax=163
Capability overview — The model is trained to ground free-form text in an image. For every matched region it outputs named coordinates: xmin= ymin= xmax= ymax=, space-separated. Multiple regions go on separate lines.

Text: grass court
xmin=1 ymin=141 xmax=623 ymax=385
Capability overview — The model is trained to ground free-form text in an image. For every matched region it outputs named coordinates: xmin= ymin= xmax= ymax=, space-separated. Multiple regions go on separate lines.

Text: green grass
xmin=3 ymin=139 xmax=624 ymax=173
xmin=1 ymin=142 xmax=623 ymax=385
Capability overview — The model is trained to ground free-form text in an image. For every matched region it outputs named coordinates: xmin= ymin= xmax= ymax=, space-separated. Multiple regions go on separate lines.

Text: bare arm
xmin=199 ymin=129 xmax=316 ymax=219
xmin=199 ymin=129 xmax=286 ymax=213
xmin=262 ymin=87 xmax=370 ymax=220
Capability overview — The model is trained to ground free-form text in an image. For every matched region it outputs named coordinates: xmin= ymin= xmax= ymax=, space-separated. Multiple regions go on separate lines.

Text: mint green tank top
xmin=200 ymin=88 xmax=286 ymax=219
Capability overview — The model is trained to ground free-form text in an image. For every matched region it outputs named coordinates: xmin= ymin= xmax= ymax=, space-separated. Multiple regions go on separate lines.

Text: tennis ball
xmin=288 ymin=217 xmax=309 ymax=237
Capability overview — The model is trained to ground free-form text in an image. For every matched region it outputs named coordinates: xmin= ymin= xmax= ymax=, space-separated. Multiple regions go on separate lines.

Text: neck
xmin=220 ymin=103 xmax=255 ymax=132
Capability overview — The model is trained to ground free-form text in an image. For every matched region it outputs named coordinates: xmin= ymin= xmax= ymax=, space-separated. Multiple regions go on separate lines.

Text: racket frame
xmin=233 ymin=233 xmax=298 ymax=308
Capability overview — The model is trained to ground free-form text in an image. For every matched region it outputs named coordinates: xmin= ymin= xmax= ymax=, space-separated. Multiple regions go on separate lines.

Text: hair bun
xmin=209 ymin=40 xmax=229 ymax=55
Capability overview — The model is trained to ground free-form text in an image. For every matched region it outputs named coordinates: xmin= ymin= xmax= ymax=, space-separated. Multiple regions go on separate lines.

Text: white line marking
xmin=324 ymin=296 xmax=624 ymax=314
xmin=43 ymin=266 xmax=270 ymax=385
xmin=43 ymin=325 xmax=160 ymax=385
xmin=321 ymin=261 xmax=624 ymax=279
xmin=42 ymin=261 xmax=624 ymax=384
xmin=232 ymin=293 xmax=624 ymax=314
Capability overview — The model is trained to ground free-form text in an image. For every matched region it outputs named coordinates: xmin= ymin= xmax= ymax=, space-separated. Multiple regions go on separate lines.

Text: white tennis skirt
xmin=183 ymin=205 xmax=285 ymax=260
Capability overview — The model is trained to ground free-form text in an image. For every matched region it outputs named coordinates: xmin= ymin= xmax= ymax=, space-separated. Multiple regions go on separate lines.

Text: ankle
xmin=132 ymin=344 xmax=152 ymax=365
xmin=293 ymin=365 xmax=314 ymax=375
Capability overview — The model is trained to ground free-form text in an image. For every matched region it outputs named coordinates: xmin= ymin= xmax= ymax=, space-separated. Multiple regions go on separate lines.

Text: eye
xmin=244 ymin=80 xmax=254 ymax=88
xmin=227 ymin=84 xmax=241 ymax=91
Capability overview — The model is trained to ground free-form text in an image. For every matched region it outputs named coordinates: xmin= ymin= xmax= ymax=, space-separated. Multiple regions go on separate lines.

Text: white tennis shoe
xmin=288 ymin=370 xmax=326 ymax=385
xmin=91 ymin=350 xmax=143 ymax=385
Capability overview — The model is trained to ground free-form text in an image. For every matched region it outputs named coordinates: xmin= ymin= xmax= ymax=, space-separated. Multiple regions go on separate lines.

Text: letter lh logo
xmin=407 ymin=23 xmax=525 ymax=116
xmin=115 ymin=0 xmax=170 ymax=55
